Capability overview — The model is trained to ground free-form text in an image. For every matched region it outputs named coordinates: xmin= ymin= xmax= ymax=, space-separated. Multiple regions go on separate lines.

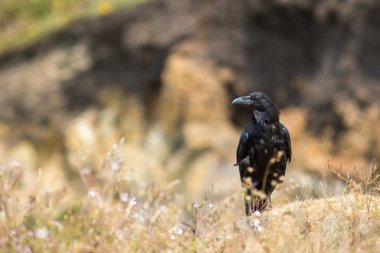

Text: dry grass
xmin=1 ymin=141 xmax=380 ymax=252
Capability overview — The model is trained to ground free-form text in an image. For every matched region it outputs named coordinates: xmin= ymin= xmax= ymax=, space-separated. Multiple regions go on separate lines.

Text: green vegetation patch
xmin=0 ymin=0 xmax=147 ymax=54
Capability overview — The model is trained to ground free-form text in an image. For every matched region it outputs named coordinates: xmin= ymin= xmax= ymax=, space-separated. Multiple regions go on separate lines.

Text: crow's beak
xmin=232 ymin=96 xmax=253 ymax=107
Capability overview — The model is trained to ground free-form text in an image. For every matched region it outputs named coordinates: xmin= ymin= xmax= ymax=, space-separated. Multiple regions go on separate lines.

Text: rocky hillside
xmin=0 ymin=0 xmax=379 ymax=196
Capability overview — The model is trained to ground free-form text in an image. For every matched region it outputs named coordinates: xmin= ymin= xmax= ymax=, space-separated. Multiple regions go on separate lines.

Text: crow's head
xmin=232 ymin=92 xmax=280 ymax=122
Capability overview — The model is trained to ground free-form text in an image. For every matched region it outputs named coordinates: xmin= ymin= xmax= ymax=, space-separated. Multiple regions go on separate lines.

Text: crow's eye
xmin=255 ymin=101 xmax=266 ymax=111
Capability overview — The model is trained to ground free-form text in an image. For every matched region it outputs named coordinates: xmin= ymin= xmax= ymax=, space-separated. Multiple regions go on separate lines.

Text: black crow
xmin=232 ymin=92 xmax=291 ymax=216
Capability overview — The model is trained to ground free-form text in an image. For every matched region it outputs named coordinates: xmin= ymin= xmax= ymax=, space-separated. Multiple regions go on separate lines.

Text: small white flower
xmin=254 ymin=211 xmax=261 ymax=216
xmin=209 ymin=203 xmax=213 ymax=208
xmin=129 ymin=197 xmax=137 ymax=207
xmin=120 ymin=192 xmax=137 ymax=206
xmin=35 ymin=227 xmax=48 ymax=239
xmin=192 ymin=203 xmax=198 ymax=208
xmin=10 ymin=230 xmax=17 ymax=236
xmin=88 ymin=189 xmax=98 ymax=198
xmin=170 ymin=234 xmax=176 ymax=241
xmin=253 ymin=219 xmax=260 ymax=227
xmin=176 ymin=227 xmax=184 ymax=236
xmin=44 ymin=187 xmax=52 ymax=193
xmin=257 ymin=225 xmax=263 ymax=233
xmin=160 ymin=205 xmax=167 ymax=212
xmin=111 ymin=160 xmax=121 ymax=172
xmin=171 ymin=226 xmax=184 ymax=236
xmin=132 ymin=212 xmax=145 ymax=223
xmin=80 ymin=166 xmax=92 ymax=176
xmin=9 ymin=160 xmax=21 ymax=168
xmin=120 ymin=193 xmax=129 ymax=203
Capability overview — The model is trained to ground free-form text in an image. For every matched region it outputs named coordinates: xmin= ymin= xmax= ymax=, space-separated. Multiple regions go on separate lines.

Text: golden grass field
xmin=1 ymin=140 xmax=379 ymax=253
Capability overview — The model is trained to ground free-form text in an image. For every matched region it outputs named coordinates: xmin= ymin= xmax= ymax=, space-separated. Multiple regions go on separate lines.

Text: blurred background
xmin=0 ymin=0 xmax=379 ymax=201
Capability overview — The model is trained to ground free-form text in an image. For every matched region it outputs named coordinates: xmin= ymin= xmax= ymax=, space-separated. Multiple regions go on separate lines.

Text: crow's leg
xmin=244 ymin=189 xmax=253 ymax=216
xmin=257 ymin=198 xmax=268 ymax=211
xmin=268 ymin=194 xmax=272 ymax=209
xmin=250 ymin=195 xmax=254 ymax=214
xmin=245 ymin=201 xmax=250 ymax=216
xmin=254 ymin=195 xmax=269 ymax=212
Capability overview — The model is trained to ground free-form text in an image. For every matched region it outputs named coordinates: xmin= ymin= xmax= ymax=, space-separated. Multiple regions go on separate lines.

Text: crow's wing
xmin=236 ymin=131 xmax=249 ymax=163
xmin=280 ymin=124 xmax=292 ymax=162
xmin=236 ymin=131 xmax=251 ymax=181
